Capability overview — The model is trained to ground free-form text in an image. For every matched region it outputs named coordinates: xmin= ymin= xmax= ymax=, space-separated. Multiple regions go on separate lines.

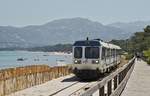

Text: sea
xmin=0 ymin=51 xmax=72 ymax=69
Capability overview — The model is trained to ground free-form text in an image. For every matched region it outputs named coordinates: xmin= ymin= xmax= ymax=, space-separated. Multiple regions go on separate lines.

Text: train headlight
xmin=92 ymin=60 xmax=99 ymax=64
xmin=95 ymin=60 xmax=99 ymax=63
xmin=74 ymin=60 xmax=78 ymax=63
xmin=74 ymin=60 xmax=81 ymax=64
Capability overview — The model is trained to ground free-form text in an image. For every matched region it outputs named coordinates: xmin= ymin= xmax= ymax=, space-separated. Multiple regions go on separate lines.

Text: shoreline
xmin=0 ymin=50 xmax=72 ymax=55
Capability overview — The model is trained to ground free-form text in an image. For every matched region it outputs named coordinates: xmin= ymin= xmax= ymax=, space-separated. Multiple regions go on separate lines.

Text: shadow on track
xmin=61 ymin=76 xmax=80 ymax=82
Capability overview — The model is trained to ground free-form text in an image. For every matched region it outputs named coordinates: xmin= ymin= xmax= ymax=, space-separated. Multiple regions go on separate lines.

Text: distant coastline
xmin=0 ymin=50 xmax=72 ymax=55
xmin=48 ymin=52 xmax=72 ymax=55
xmin=0 ymin=44 xmax=72 ymax=53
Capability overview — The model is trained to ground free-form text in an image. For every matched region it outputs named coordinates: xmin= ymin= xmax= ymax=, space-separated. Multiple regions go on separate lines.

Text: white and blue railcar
xmin=68 ymin=38 xmax=121 ymax=80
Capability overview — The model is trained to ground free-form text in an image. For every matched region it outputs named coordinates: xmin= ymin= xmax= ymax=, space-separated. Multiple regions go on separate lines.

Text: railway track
xmin=48 ymin=66 xmax=122 ymax=96
xmin=68 ymin=62 xmax=128 ymax=96
xmin=49 ymin=82 xmax=79 ymax=96
xmin=49 ymin=73 xmax=110 ymax=96
xmin=68 ymin=73 xmax=112 ymax=96
xmin=49 ymin=80 xmax=97 ymax=96
xmin=69 ymin=79 xmax=102 ymax=96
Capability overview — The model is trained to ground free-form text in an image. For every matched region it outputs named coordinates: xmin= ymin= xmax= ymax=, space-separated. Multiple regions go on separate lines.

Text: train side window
xmin=105 ymin=48 xmax=108 ymax=57
xmin=102 ymin=47 xmax=106 ymax=59
xmin=111 ymin=49 xmax=113 ymax=57
xmin=113 ymin=49 xmax=115 ymax=57
xmin=116 ymin=50 xmax=118 ymax=56
xmin=109 ymin=49 xmax=111 ymax=57
xmin=107 ymin=48 xmax=110 ymax=57
xmin=118 ymin=50 xmax=121 ymax=55
xmin=112 ymin=49 xmax=115 ymax=57
xmin=74 ymin=47 xmax=82 ymax=58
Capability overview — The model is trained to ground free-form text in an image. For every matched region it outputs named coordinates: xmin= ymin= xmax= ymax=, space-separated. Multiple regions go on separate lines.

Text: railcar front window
xmin=74 ymin=47 xmax=82 ymax=58
xmin=85 ymin=47 xmax=99 ymax=59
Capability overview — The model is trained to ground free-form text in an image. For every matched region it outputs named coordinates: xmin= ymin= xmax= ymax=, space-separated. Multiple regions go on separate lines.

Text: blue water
xmin=0 ymin=51 xmax=72 ymax=69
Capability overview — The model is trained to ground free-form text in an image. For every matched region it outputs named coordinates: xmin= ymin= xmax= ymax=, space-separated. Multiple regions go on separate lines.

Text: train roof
xmin=100 ymin=41 xmax=121 ymax=49
xmin=73 ymin=40 xmax=100 ymax=46
xmin=73 ymin=40 xmax=121 ymax=49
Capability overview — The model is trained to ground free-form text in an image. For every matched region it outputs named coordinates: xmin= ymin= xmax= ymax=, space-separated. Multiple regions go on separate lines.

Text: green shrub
xmin=125 ymin=53 xmax=133 ymax=60
xmin=143 ymin=49 xmax=150 ymax=64
xmin=146 ymin=58 xmax=150 ymax=65
xmin=143 ymin=49 xmax=150 ymax=57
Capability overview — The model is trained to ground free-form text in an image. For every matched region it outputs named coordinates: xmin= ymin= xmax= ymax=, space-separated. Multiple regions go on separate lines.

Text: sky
xmin=0 ymin=0 xmax=150 ymax=27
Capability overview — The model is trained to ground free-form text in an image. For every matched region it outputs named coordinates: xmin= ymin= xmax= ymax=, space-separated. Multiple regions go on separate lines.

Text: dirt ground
xmin=118 ymin=55 xmax=129 ymax=68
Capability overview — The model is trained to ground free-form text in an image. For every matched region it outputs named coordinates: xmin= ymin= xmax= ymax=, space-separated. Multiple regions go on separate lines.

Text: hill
xmin=0 ymin=18 xmax=149 ymax=48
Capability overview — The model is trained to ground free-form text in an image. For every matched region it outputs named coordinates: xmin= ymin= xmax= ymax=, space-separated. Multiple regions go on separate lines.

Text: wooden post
xmin=3 ymin=80 xmax=6 ymax=96
xmin=114 ymin=75 xmax=118 ymax=90
xmin=107 ymin=80 xmax=112 ymax=96
xmin=118 ymin=73 xmax=122 ymax=84
xmin=99 ymin=86 xmax=105 ymax=96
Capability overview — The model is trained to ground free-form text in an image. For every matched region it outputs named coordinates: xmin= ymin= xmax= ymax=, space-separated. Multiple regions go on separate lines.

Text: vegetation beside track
xmin=111 ymin=25 xmax=150 ymax=64
xmin=143 ymin=49 xmax=150 ymax=64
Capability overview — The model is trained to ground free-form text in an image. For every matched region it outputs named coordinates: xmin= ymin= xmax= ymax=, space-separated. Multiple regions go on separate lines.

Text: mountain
xmin=0 ymin=17 xmax=149 ymax=48
xmin=108 ymin=21 xmax=150 ymax=35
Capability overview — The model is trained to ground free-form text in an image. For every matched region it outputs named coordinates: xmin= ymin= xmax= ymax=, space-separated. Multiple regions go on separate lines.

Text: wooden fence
xmin=0 ymin=65 xmax=71 ymax=96
xmin=81 ymin=57 xmax=135 ymax=96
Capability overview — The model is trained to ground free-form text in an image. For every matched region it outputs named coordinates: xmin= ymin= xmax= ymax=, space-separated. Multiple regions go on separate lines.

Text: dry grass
xmin=118 ymin=55 xmax=129 ymax=68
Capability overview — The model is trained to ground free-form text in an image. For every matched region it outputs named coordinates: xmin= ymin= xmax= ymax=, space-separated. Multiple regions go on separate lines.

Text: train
xmin=68 ymin=38 xmax=121 ymax=80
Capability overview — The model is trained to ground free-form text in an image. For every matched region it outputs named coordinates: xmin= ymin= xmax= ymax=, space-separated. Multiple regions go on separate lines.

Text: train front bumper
xmin=68 ymin=64 xmax=104 ymax=71
xmin=68 ymin=64 xmax=105 ymax=80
